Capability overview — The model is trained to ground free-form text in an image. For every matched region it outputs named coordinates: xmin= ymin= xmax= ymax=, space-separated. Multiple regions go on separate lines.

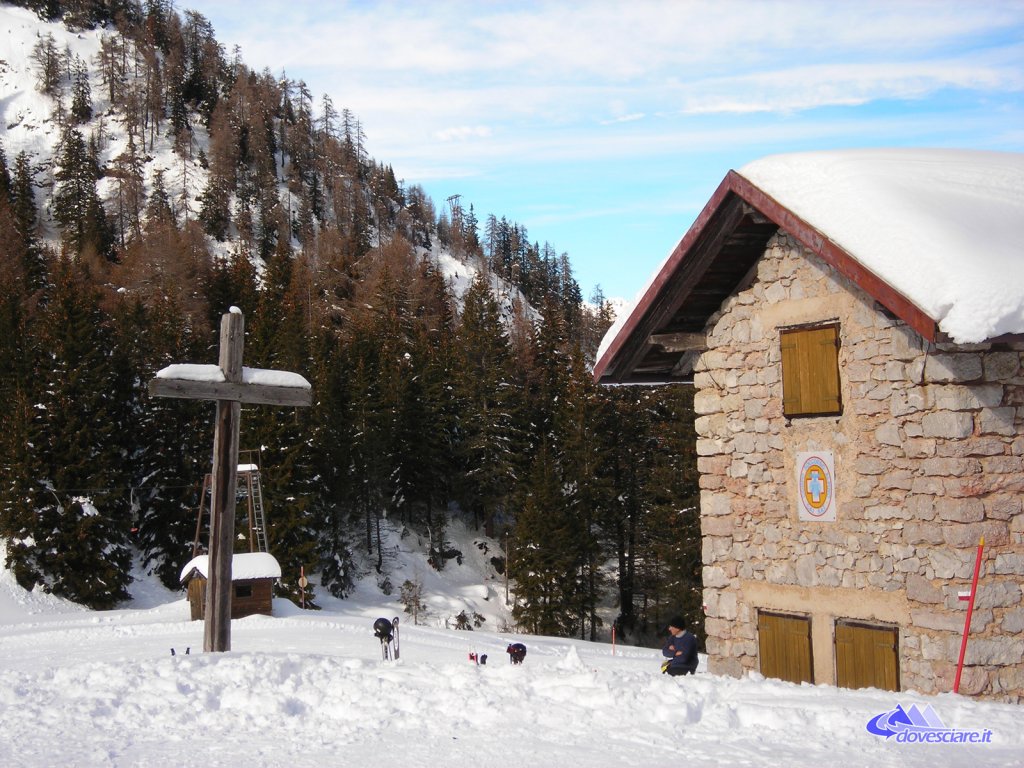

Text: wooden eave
xmin=594 ymin=170 xmax=939 ymax=385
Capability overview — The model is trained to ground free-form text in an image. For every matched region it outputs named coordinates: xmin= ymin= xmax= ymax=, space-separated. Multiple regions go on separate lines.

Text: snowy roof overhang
xmin=594 ymin=149 xmax=1024 ymax=385
xmin=179 ymin=553 xmax=282 ymax=584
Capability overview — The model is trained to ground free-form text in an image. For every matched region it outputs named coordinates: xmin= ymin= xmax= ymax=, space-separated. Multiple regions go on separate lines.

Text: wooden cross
xmin=148 ymin=308 xmax=311 ymax=652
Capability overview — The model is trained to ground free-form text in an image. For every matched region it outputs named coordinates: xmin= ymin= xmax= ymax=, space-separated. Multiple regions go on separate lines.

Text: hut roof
xmin=179 ymin=553 xmax=282 ymax=584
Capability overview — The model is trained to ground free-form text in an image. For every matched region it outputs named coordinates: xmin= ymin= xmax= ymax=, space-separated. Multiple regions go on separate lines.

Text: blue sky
xmin=182 ymin=0 xmax=1024 ymax=303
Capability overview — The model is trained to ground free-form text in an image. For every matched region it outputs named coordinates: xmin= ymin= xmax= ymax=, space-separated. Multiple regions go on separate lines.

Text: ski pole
xmin=954 ymin=536 xmax=984 ymax=694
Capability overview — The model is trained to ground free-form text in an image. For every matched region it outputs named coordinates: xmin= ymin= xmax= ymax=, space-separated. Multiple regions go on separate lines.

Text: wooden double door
xmin=757 ymin=612 xmax=899 ymax=691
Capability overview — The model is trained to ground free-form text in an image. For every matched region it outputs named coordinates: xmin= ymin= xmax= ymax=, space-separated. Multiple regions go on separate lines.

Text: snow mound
xmin=556 ymin=644 xmax=587 ymax=671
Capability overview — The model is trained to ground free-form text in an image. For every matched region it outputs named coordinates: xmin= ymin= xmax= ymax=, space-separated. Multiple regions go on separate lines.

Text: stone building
xmin=594 ymin=150 xmax=1024 ymax=701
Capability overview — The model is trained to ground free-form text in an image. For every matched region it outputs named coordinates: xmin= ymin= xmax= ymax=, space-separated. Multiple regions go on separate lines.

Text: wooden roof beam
xmin=648 ymin=332 xmax=707 ymax=352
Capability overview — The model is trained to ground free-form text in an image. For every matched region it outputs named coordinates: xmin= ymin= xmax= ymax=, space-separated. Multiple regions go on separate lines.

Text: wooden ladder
xmin=192 ymin=450 xmax=270 ymax=555
xmin=242 ymin=466 xmax=269 ymax=553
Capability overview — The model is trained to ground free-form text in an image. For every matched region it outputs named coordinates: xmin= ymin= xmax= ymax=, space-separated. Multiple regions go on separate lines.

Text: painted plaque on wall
xmin=796 ymin=451 xmax=836 ymax=522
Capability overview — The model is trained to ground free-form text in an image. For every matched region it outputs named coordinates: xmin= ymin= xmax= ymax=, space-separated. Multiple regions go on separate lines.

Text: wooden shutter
xmin=835 ymin=621 xmax=900 ymax=691
xmin=758 ymin=611 xmax=814 ymax=684
xmin=780 ymin=325 xmax=841 ymax=418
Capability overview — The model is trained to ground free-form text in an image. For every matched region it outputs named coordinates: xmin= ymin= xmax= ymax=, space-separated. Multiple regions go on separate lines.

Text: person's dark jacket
xmin=662 ymin=629 xmax=698 ymax=675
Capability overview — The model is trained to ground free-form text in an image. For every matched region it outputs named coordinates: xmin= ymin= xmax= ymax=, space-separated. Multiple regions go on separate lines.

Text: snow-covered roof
xmin=737 ymin=149 xmax=1024 ymax=344
xmin=179 ymin=553 xmax=282 ymax=583
xmin=595 ymin=148 xmax=1024 ymax=384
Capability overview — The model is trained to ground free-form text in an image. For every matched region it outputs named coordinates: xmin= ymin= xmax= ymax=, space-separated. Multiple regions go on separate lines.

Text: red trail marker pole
xmin=953 ymin=537 xmax=985 ymax=694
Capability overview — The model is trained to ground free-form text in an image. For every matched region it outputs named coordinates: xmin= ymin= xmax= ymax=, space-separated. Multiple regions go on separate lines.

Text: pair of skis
xmin=379 ymin=616 xmax=400 ymax=661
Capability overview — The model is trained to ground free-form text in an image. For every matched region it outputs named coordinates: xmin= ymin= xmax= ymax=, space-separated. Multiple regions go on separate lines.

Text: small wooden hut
xmin=180 ymin=552 xmax=281 ymax=621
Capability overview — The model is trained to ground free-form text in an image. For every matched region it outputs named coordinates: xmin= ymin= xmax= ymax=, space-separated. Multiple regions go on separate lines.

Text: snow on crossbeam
xmin=151 ymin=363 xmax=311 ymax=407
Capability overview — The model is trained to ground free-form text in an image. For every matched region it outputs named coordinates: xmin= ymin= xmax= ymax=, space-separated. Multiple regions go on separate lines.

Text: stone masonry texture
xmin=693 ymin=233 xmax=1024 ymax=702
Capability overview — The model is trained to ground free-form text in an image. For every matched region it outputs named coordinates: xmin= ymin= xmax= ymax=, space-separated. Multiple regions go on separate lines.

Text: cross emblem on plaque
xmin=148 ymin=308 xmax=311 ymax=651
xmin=806 ymin=469 xmax=825 ymax=505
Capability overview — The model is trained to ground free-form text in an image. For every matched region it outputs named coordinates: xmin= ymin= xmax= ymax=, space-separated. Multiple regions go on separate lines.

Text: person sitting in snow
xmin=661 ymin=616 xmax=698 ymax=676
xmin=506 ymin=643 xmax=527 ymax=664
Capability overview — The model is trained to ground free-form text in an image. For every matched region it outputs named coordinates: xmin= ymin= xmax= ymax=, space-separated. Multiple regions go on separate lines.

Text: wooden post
xmin=206 ymin=311 xmax=243 ymax=652
xmin=148 ymin=308 xmax=311 ymax=652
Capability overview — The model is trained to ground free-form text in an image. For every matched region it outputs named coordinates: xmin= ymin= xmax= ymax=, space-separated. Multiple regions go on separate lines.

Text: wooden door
xmin=835 ymin=621 xmax=899 ymax=691
xmin=758 ymin=611 xmax=813 ymax=684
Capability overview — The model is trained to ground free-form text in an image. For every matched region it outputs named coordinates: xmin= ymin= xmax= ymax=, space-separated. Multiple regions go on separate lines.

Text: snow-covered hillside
xmin=1 ymin=4 xmax=205 ymax=240
xmin=1 ymin=528 xmax=1022 ymax=768
xmin=0 ymin=4 xmax=528 ymax=317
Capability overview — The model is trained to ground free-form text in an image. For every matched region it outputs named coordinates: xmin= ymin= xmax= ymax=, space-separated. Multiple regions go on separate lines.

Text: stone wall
xmin=693 ymin=232 xmax=1024 ymax=701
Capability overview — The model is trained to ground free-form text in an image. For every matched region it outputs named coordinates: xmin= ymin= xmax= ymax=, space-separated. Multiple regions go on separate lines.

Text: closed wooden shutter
xmin=780 ymin=325 xmax=841 ymax=417
xmin=758 ymin=611 xmax=813 ymax=684
xmin=835 ymin=621 xmax=900 ymax=691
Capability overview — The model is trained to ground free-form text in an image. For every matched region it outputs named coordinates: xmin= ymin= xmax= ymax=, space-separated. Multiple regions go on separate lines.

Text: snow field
xmin=2 ymin=588 xmax=1022 ymax=768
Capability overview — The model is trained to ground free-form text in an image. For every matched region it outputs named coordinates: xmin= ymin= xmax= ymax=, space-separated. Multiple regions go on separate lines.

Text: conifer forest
xmin=0 ymin=0 xmax=701 ymax=647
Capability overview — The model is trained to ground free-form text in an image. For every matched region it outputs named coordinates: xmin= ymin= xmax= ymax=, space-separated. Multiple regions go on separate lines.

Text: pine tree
xmin=556 ymin=349 xmax=613 ymax=640
xmin=203 ymin=250 xmax=258 ymax=328
xmin=597 ymin=387 xmax=651 ymax=640
xmin=96 ymin=33 xmax=128 ymax=104
xmin=407 ymin=259 xmax=458 ymax=536
xmin=0 ymin=142 xmax=10 ymax=201
xmin=9 ymin=151 xmax=46 ymax=293
xmin=52 ymin=127 xmax=113 ymax=258
xmin=198 ymin=175 xmax=233 ymax=241
xmin=197 ymin=96 xmax=240 ymax=241
xmin=642 ymin=386 xmax=702 ymax=643
xmin=509 ymin=442 xmax=585 ymax=636
xmin=243 ymin=238 xmax=321 ymax=601
xmin=519 ymin=296 xmax=569 ymax=451
xmin=452 ymin=273 xmax=520 ymax=536
xmin=144 ymin=168 xmax=174 ymax=226
xmin=108 ymin=134 xmax=145 ymax=247
xmin=0 ymin=183 xmax=45 ymax=578
xmin=70 ymin=55 xmax=92 ymax=124
xmin=113 ymin=296 xmax=210 ymax=588
xmin=31 ymin=33 xmax=62 ymax=95
xmin=462 ymin=203 xmax=480 ymax=250
xmin=11 ymin=255 xmax=133 ymax=608
xmin=582 ymin=284 xmax=615 ymax=364
xmin=308 ymin=327 xmax=357 ymax=598
xmin=593 ymin=385 xmax=701 ymax=646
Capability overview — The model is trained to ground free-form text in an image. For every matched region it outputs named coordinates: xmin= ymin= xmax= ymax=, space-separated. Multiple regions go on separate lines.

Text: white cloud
xmin=433 ymin=125 xmax=494 ymax=142
xmin=675 ymin=50 xmax=1024 ymax=115
xmin=600 ymin=113 xmax=646 ymax=125
xmin=188 ymin=0 xmax=1023 ymax=163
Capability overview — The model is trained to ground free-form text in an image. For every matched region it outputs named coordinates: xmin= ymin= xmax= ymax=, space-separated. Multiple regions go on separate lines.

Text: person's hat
xmin=666 ymin=615 xmax=686 ymax=631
